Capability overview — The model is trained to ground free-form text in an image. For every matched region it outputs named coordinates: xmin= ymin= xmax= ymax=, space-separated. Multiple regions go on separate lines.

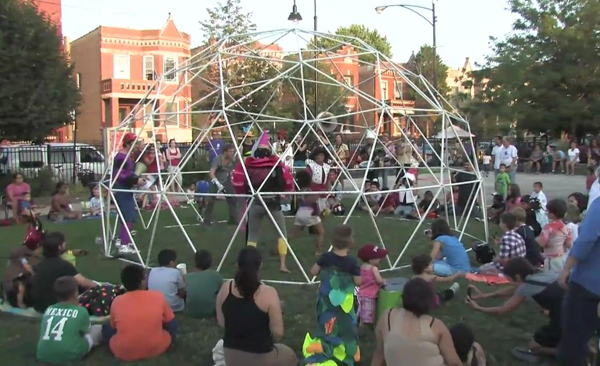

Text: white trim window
xmin=394 ymin=81 xmax=402 ymax=99
xmin=114 ymin=54 xmax=130 ymax=79
xmin=381 ymin=81 xmax=388 ymax=101
xmin=143 ymin=55 xmax=155 ymax=81
xmin=165 ymin=101 xmax=179 ymax=126
xmin=163 ymin=56 xmax=177 ymax=82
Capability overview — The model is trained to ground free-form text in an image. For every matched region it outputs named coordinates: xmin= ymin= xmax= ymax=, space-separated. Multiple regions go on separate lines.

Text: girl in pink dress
xmin=357 ymin=244 xmax=388 ymax=326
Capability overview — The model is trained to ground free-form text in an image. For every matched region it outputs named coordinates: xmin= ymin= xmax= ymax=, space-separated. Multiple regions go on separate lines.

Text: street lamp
xmin=375 ymin=2 xmax=438 ymax=91
xmin=288 ymin=0 xmax=302 ymax=23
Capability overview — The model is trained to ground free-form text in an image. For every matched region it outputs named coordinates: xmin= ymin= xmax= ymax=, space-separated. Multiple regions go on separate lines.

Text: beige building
xmin=446 ymin=57 xmax=488 ymax=108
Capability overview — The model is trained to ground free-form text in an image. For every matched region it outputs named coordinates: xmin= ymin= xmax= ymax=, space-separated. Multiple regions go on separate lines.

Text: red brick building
xmin=70 ymin=16 xmax=193 ymax=143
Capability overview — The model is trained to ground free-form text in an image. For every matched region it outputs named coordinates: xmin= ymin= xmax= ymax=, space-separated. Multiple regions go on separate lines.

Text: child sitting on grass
xmin=411 ymin=190 xmax=440 ymax=219
xmin=512 ymin=207 xmax=543 ymax=267
xmin=37 ymin=276 xmax=103 ymax=364
xmin=377 ymin=187 xmax=397 ymax=215
xmin=357 ymin=243 xmax=388 ymax=326
xmin=487 ymin=194 xmax=505 ymax=225
xmin=311 ymin=224 xmax=361 ymax=286
xmin=411 ymin=254 xmax=461 ymax=308
xmin=88 ymin=186 xmax=102 ymax=216
xmin=536 ymin=199 xmax=572 ymax=272
xmin=19 ymin=191 xmax=39 ymax=220
xmin=3 ymin=237 xmax=42 ymax=308
xmin=148 ymin=249 xmax=186 ymax=312
xmin=291 ymin=169 xmax=325 ymax=254
xmin=185 ymin=250 xmax=223 ymax=319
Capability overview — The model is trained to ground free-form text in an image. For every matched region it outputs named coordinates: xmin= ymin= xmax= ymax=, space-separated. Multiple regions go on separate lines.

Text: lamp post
xmin=288 ymin=0 xmax=319 ymax=123
xmin=375 ymin=2 xmax=438 ymax=91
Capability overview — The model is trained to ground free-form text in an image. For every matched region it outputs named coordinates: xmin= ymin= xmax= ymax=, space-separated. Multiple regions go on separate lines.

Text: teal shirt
xmin=37 ymin=303 xmax=90 ymax=364
xmin=185 ymin=270 xmax=223 ymax=318
xmin=495 ymin=172 xmax=511 ymax=196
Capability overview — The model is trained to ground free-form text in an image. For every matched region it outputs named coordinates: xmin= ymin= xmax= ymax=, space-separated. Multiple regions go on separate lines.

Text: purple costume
xmin=113 ymin=152 xmax=137 ymax=245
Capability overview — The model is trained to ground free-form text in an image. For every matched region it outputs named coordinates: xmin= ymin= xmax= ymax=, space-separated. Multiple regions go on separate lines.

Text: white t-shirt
xmin=566 ymin=222 xmax=579 ymax=243
xmin=500 ymin=145 xmax=518 ymax=167
xmin=568 ymin=148 xmax=580 ymax=161
xmin=482 ymin=155 xmax=492 ymax=165
xmin=492 ymin=145 xmax=503 ymax=169
xmin=531 ymin=190 xmax=547 ymax=210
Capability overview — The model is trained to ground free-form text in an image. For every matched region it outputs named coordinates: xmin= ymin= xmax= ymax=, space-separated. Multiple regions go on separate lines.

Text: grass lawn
xmin=0 ymin=202 xmax=547 ymax=366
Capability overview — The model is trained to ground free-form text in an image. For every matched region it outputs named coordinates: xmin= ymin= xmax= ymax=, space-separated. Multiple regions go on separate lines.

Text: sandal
xmin=511 ymin=347 xmax=543 ymax=363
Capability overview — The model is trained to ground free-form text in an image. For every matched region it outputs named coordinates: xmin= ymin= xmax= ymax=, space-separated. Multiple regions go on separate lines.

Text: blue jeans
xmin=294 ymin=160 xmax=305 ymax=168
xmin=557 ymin=282 xmax=600 ymax=366
xmin=395 ymin=205 xmax=414 ymax=216
xmin=509 ymin=168 xmax=516 ymax=184
xmin=102 ymin=319 xmax=178 ymax=344
xmin=432 ymin=260 xmax=457 ymax=277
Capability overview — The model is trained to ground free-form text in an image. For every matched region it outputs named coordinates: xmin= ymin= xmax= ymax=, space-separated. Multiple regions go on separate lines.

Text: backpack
xmin=472 ymin=243 xmax=495 ymax=264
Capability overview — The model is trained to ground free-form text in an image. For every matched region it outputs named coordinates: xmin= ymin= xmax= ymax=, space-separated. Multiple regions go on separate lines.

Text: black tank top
xmin=222 ymin=281 xmax=273 ymax=354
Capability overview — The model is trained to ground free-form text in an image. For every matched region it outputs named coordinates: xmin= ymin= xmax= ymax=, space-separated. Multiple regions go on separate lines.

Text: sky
xmin=61 ymin=0 xmax=517 ymax=69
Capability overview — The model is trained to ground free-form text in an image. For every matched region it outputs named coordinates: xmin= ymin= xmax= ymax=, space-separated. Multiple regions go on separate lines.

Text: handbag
xmin=472 ymin=243 xmax=496 ymax=264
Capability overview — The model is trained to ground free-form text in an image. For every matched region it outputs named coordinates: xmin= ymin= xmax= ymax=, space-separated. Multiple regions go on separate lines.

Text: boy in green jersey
xmin=495 ymin=164 xmax=512 ymax=198
xmin=37 ymin=276 xmax=103 ymax=364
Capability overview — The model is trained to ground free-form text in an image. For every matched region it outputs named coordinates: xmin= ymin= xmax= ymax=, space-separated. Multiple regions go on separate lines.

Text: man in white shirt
xmin=500 ymin=136 xmax=519 ymax=183
xmin=491 ymin=136 xmax=504 ymax=178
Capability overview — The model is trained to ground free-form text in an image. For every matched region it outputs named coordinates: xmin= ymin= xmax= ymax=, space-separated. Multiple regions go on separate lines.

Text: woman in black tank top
xmin=216 ymin=247 xmax=297 ymax=366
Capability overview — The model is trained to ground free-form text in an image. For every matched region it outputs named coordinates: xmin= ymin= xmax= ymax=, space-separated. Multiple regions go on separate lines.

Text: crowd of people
xmin=3 ymin=129 xmax=600 ymax=366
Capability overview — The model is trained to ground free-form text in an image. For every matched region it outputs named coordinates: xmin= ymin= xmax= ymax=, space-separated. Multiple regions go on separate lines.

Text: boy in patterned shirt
xmin=37 ymin=276 xmax=103 ymax=364
xmin=479 ymin=213 xmax=527 ymax=274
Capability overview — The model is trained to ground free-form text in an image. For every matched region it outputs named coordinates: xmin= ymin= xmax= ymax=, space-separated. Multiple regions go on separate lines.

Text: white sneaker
xmin=131 ymin=230 xmax=137 ymax=237
xmin=117 ymin=245 xmax=130 ymax=255
xmin=450 ymin=282 xmax=460 ymax=294
xmin=126 ymin=245 xmax=138 ymax=254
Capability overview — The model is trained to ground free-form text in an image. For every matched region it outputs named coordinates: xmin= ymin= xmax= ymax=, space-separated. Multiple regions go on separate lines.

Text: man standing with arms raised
xmin=500 ymin=136 xmax=519 ymax=183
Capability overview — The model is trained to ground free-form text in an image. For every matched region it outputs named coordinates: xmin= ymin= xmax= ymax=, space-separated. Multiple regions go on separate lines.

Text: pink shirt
xmin=506 ymin=196 xmax=521 ymax=212
xmin=6 ymin=182 xmax=31 ymax=201
xmin=538 ymin=220 xmax=572 ymax=257
xmin=358 ymin=265 xmax=380 ymax=299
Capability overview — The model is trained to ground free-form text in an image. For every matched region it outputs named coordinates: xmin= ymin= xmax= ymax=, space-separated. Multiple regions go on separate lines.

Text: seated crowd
xmin=2 ymin=170 xmax=600 ymax=366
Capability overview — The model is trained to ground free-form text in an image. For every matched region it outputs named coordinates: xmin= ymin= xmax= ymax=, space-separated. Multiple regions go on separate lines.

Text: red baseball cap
xmin=123 ymin=133 xmax=138 ymax=144
xmin=358 ymin=243 xmax=389 ymax=262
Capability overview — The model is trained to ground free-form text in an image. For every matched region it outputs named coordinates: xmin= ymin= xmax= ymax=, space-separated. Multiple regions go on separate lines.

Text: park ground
xmin=0 ymin=171 xmax=586 ymax=365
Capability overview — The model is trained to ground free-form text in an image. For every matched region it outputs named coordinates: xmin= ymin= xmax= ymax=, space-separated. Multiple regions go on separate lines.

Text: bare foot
xmin=280 ymin=267 xmax=291 ymax=273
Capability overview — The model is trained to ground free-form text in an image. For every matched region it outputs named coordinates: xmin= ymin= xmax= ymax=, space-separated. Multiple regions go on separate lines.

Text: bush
xmin=29 ymin=168 xmax=55 ymax=197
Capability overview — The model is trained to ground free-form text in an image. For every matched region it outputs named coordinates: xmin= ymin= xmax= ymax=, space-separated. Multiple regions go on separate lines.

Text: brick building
xmin=70 ymin=15 xmax=193 ymax=143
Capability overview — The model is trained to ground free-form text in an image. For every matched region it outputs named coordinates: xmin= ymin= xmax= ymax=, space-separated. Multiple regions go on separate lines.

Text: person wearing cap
xmin=394 ymin=173 xmax=417 ymax=217
xmin=232 ymin=131 xmax=295 ymax=273
xmin=113 ymin=133 xmax=145 ymax=255
xmin=274 ymin=130 xmax=293 ymax=168
xmin=357 ymin=243 xmax=388 ymax=326
xmin=306 ymin=147 xmax=331 ymax=214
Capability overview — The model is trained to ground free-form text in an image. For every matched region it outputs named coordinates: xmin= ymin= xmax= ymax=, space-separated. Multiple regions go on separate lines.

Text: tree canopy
xmin=468 ymin=0 xmax=600 ymax=138
xmin=0 ymin=0 xmax=79 ymax=141
xmin=199 ymin=0 xmax=256 ymax=44
xmin=317 ymin=25 xmax=393 ymax=63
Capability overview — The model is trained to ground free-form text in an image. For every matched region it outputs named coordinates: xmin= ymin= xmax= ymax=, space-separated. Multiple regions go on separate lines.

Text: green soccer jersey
xmin=37 ymin=303 xmax=90 ymax=364
xmin=495 ymin=172 xmax=511 ymax=196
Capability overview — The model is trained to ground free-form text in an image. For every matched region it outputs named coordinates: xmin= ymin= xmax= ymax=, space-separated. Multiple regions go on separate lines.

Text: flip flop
xmin=511 ymin=347 xmax=543 ymax=363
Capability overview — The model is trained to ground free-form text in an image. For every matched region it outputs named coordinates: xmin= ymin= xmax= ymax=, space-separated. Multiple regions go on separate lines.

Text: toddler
xmin=495 ymin=164 xmax=511 ymax=198
xmin=89 ymin=186 xmax=102 ymax=216
xmin=411 ymin=254 xmax=460 ymax=308
xmin=19 ymin=191 xmax=39 ymax=220
xmin=482 ymin=153 xmax=491 ymax=177
xmin=537 ymin=199 xmax=572 ymax=272
xmin=531 ymin=181 xmax=547 ymax=211
xmin=291 ymin=170 xmax=325 ymax=254
xmin=148 ymin=249 xmax=186 ymax=312
xmin=357 ymin=243 xmax=388 ymax=326
xmin=37 ymin=276 xmax=102 ymax=364
xmin=311 ymin=224 xmax=361 ymax=286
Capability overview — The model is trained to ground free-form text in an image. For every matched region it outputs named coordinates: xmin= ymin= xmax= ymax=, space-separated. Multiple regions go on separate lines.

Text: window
xmin=165 ymin=101 xmax=179 ymax=126
xmin=343 ymin=76 xmax=353 ymax=86
xmin=394 ymin=81 xmax=402 ymax=99
xmin=18 ymin=149 xmax=44 ymax=169
xmin=143 ymin=55 xmax=155 ymax=81
xmin=163 ymin=57 xmax=177 ymax=82
xmin=113 ymin=54 xmax=130 ymax=79
xmin=381 ymin=81 xmax=388 ymax=101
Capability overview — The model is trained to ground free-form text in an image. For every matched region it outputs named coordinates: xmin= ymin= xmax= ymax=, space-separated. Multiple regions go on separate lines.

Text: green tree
xmin=469 ymin=0 xmax=600 ymax=138
xmin=0 ymin=0 xmax=79 ymax=141
xmin=317 ymin=25 xmax=393 ymax=63
xmin=199 ymin=0 xmax=256 ymax=44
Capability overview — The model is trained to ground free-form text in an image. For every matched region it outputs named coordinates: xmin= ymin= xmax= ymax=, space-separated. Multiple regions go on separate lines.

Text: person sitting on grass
xmin=357 ymin=243 xmax=388 ymax=327
xmin=411 ymin=254 xmax=462 ymax=308
xmin=148 ymin=249 xmax=186 ymax=313
xmin=359 ymin=179 xmax=382 ymax=212
xmin=411 ymin=190 xmax=441 ymax=219
xmin=216 ymin=246 xmax=297 ymax=366
xmin=2 ymin=234 xmax=42 ymax=308
xmin=478 ymin=213 xmax=527 ymax=275
xmin=520 ymin=195 xmax=546 ymax=236
xmin=32 ymin=232 xmax=97 ymax=313
xmin=49 ymin=182 xmax=82 ymax=221
xmin=506 ymin=184 xmax=522 ymax=213
xmin=37 ymin=276 xmax=103 ymax=364
xmin=185 ymin=250 xmax=223 ymax=319
xmin=377 ymin=187 xmax=398 ymax=215
xmin=105 ymin=265 xmax=177 ymax=362
xmin=290 ymin=169 xmax=325 ymax=255
xmin=467 ymin=257 xmax=564 ymax=362
xmin=449 ymin=323 xmax=487 ymax=366
xmin=311 ymin=224 xmax=361 ymax=286
xmin=512 ymin=207 xmax=544 ymax=267
xmin=19 ymin=191 xmax=39 ymax=220
xmin=88 ymin=186 xmax=102 ymax=216
xmin=371 ymin=278 xmax=463 ymax=366
xmin=487 ymin=194 xmax=505 ymax=225
xmin=536 ymin=199 xmax=572 ymax=272
xmin=428 ymin=219 xmax=471 ymax=277
xmin=394 ymin=173 xmax=417 ymax=217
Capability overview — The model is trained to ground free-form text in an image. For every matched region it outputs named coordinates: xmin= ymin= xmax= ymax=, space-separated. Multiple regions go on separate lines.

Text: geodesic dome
xmin=99 ymin=28 xmax=486 ymax=284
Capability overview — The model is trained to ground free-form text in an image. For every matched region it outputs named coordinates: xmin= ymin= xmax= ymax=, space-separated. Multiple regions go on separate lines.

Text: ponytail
xmin=234 ymin=246 xmax=262 ymax=300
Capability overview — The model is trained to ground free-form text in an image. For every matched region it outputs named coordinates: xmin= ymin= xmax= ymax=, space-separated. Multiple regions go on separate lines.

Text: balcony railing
xmin=101 ymin=79 xmax=157 ymax=94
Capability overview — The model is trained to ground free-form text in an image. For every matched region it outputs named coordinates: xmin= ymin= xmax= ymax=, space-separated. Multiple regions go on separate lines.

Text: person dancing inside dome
xmin=113 ymin=133 xmax=146 ymax=255
xmin=306 ymin=147 xmax=332 ymax=215
xmin=233 ymin=131 xmax=295 ymax=273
